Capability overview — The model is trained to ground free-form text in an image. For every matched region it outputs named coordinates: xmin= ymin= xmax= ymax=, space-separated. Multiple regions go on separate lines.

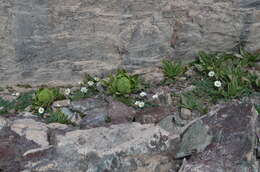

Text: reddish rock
xmin=134 ymin=106 xmax=171 ymax=124
xmin=107 ymin=98 xmax=136 ymax=124
xmin=178 ymin=103 xmax=258 ymax=172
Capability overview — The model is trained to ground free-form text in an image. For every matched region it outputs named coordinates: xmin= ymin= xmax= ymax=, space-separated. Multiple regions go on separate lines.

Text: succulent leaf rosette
xmin=34 ymin=88 xmax=55 ymax=107
xmin=105 ymin=69 xmax=142 ymax=96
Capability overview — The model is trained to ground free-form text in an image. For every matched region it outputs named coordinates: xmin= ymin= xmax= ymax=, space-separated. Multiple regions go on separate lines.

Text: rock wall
xmin=0 ymin=0 xmax=259 ymax=86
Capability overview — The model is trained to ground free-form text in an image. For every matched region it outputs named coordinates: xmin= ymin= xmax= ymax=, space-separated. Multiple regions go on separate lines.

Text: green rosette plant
xmin=104 ymin=69 xmax=142 ymax=96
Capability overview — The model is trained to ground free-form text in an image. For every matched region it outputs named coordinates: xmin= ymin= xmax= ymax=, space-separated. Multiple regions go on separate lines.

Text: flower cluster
xmin=87 ymin=81 xmax=94 ymax=86
xmin=12 ymin=92 xmax=20 ymax=97
xmin=208 ymin=71 xmax=222 ymax=88
xmin=134 ymin=91 xmax=159 ymax=108
xmin=64 ymin=88 xmax=71 ymax=96
xmin=80 ymin=87 xmax=88 ymax=93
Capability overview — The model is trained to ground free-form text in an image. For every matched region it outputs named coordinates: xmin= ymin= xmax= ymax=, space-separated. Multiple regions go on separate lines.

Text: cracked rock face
xmin=22 ymin=123 xmax=179 ymax=172
xmin=10 ymin=119 xmax=49 ymax=147
xmin=0 ymin=0 xmax=260 ymax=85
xmin=0 ymin=102 xmax=259 ymax=172
xmin=178 ymin=103 xmax=258 ymax=172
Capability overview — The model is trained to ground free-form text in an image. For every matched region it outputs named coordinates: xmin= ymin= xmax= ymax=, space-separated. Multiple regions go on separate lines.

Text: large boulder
xmin=23 ymin=123 xmax=180 ymax=172
xmin=177 ymin=103 xmax=259 ymax=172
xmin=0 ymin=0 xmax=260 ymax=85
xmin=10 ymin=118 xmax=50 ymax=147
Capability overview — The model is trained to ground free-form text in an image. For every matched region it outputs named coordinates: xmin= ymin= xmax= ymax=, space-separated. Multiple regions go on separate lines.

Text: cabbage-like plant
xmin=34 ymin=88 xmax=55 ymax=107
xmin=104 ymin=69 xmax=142 ymax=96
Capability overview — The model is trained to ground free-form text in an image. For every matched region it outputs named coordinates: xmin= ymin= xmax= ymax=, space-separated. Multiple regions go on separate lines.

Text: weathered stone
xmin=60 ymin=107 xmax=81 ymax=124
xmin=133 ymin=67 xmax=165 ymax=85
xmin=19 ymin=112 xmax=35 ymax=118
xmin=79 ymin=112 xmax=108 ymax=129
xmin=71 ymin=97 xmax=108 ymax=116
xmin=128 ymin=154 xmax=179 ymax=172
xmin=23 ymin=123 xmax=179 ymax=172
xmin=175 ymin=119 xmax=213 ymax=159
xmin=158 ymin=115 xmax=175 ymax=133
xmin=134 ymin=107 xmax=170 ymax=124
xmin=23 ymin=146 xmax=53 ymax=157
xmin=178 ymin=103 xmax=258 ymax=172
xmin=107 ymin=98 xmax=136 ymax=124
xmin=0 ymin=116 xmax=7 ymax=130
xmin=0 ymin=127 xmax=39 ymax=172
xmin=180 ymin=108 xmax=192 ymax=120
xmin=52 ymin=99 xmax=71 ymax=108
xmin=256 ymin=114 xmax=260 ymax=140
xmin=47 ymin=123 xmax=68 ymax=130
xmin=10 ymin=119 xmax=49 ymax=147
xmin=60 ymin=107 xmax=74 ymax=119
xmin=1 ymin=0 xmax=260 ymax=85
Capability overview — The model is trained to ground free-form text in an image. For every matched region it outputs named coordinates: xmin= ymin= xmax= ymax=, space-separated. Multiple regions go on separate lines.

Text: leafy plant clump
xmin=104 ymin=69 xmax=143 ymax=96
xmin=0 ymin=97 xmax=12 ymax=115
xmin=47 ymin=110 xmax=73 ymax=125
xmin=69 ymin=74 xmax=99 ymax=101
xmin=161 ymin=59 xmax=186 ymax=83
xmin=180 ymin=92 xmax=208 ymax=114
xmin=193 ymin=50 xmax=259 ymax=100
xmin=33 ymin=88 xmax=65 ymax=108
xmin=0 ymin=92 xmax=35 ymax=115
xmin=14 ymin=91 xmax=34 ymax=111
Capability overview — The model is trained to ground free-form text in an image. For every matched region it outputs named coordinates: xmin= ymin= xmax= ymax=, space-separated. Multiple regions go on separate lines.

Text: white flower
xmin=135 ymin=101 xmax=141 ymax=105
xmin=138 ymin=101 xmax=145 ymax=108
xmin=134 ymin=101 xmax=145 ymax=108
xmin=78 ymin=81 xmax=83 ymax=85
xmin=12 ymin=92 xmax=20 ymax=97
xmin=38 ymin=107 xmax=45 ymax=114
xmin=214 ymin=81 xmax=222 ymax=88
xmin=94 ymin=77 xmax=100 ymax=82
xmin=140 ymin=91 xmax=147 ymax=97
xmin=208 ymin=71 xmax=215 ymax=77
xmin=64 ymin=88 xmax=71 ymax=95
xmin=88 ymin=81 xmax=94 ymax=86
xmin=152 ymin=94 xmax=159 ymax=99
xmin=80 ymin=87 xmax=88 ymax=93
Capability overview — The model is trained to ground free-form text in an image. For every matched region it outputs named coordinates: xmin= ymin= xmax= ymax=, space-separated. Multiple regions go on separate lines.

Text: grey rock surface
xmin=107 ymin=98 xmax=136 ymax=124
xmin=178 ymin=103 xmax=258 ymax=172
xmin=175 ymin=119 xmax=213 ymax=159
xmin=180 ymin=108 xmax=192 ymax=120
xmin=79 ymin=111 xmax=108 ymax=129
xmin=71 ymin=97 xmax=108 ymax=116
xmin=0 ymin=116 xmax=7 ymax=131
xmin=0 ymin=127 xmax=40 ymax=172
xmin=61 ymin=107 xmax=82 ymax=124
xmin=0 ymin=0 xmax=260 ymax=85
xmin=10 ymin=118 xmax=49 ymax=147
xmin=158 ymin=115 xmax=175 ymax=133
xmin=0 ymin=101 xmax=259 ymax=171
xmin=24 ymin=123 xmax=180 ymax=172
